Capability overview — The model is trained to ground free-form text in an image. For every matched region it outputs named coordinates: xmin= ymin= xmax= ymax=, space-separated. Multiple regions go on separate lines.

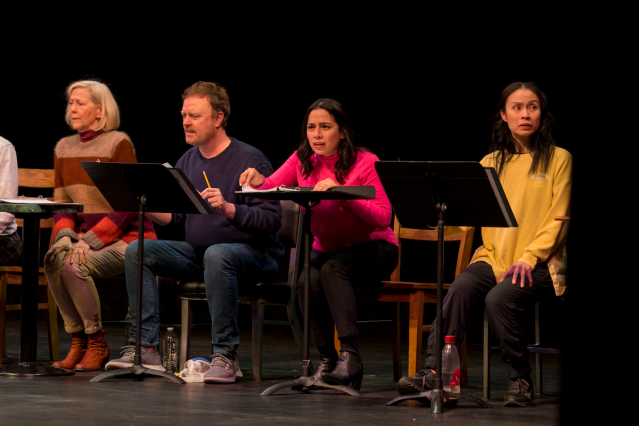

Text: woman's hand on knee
xmin=44 ymin=236 xmax=73 ymax=265
xmin=63 ymin=240 xmax=91 ymax=265
xmin=505 ymin=261 xmax=533 ymax=288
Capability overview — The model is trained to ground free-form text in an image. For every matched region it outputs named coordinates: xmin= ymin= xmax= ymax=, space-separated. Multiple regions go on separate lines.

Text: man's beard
xmin=185 ymin=128 xmax=215 ymax=146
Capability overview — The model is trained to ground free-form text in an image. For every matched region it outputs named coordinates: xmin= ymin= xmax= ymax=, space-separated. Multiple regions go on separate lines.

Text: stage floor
xmin=0 ymin=319 xmax=561 ymax=425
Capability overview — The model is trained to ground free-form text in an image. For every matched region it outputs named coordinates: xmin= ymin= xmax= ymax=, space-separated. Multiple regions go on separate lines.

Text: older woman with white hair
xmin=44 ymin=80 xmax=156 ymax=371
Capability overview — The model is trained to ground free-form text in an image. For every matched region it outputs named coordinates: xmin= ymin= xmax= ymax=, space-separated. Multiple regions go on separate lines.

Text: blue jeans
xmin=124 ymin=240 xmax=278 ymax=358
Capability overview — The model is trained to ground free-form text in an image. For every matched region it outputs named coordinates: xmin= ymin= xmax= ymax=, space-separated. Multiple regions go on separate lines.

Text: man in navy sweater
xmin=106 ymin=82 xmax=283 ymax=383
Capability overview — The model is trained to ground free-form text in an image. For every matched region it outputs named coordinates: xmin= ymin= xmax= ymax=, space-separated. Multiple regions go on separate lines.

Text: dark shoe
xmin=321 ymin=351 xmax=363 ymax=391
xmin=291 ymin=356 xmax=337 ymax=390
xmin=504 ymin=375 xmax=533 ymax=407
xmin=74 ymin=329 xmax=110 ymax=371
xmin=397 ymin=369 xmax=435 ymax=395
xmin=311 ymin=356 xmax=336 ymax=381
xmin=52 ymin=332 xmax=87 ymax=369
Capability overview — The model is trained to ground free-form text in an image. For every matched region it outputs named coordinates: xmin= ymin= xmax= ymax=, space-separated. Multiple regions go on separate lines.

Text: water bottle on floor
xmin=162 ymin=327 xmax=179 ymax=374
xmin=442 ymin=335 xmax=460 ymax=394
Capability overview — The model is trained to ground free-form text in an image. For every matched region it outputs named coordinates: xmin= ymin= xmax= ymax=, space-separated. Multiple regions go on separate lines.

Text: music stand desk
xmin=237 ymin=186 xmax=374 ymax=397
xmin=80 ymin=162 xmax=214 ymax=384
xmin=375 ymin=161 xmax=516 ymax=413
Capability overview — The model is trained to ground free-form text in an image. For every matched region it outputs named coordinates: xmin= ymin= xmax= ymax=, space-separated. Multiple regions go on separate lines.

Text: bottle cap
xmin=167 ymin=327 xmax=174 ymax=331
xmin=445 ymin=335 xmax=456 ymax=343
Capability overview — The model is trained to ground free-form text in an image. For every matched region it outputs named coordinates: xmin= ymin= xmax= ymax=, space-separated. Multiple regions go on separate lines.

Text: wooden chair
xmin=0 ymin=168 xmax=59 ymax=360
xmin=356 ymin=217 xmax=475 ymax=382
xmin=178 ymin=200 xmax=304 ymax=379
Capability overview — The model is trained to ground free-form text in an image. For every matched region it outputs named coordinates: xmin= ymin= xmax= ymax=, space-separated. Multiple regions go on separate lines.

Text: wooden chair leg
xmin=460 ymin=333 xmax=468 ymax=387
xmin=334 ymin=326 xmax=341 ymax=353
xmin=180 ymin=298 xmax=192 ymax=370
xmin=390 ymin=302 xmax=401 ymax=382
xmin=407 ymin=290 xmax=424 ymax=376
xmin=0 ymin=275 xmax=7 ymax=357
xmin=536 ymin=352 xmax=543 ymax=394
xmin=483 ymin=307 xmax=490 ymax=399
xmin=252 ymin=302 xmax=264 ymax=380
xmin=46 ymin=286 xmax=59 ymax=361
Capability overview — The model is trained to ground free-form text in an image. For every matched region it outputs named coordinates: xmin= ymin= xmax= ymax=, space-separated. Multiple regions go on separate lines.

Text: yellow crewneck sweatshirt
xmin=451 ymin=147 xmax=572 ymax=296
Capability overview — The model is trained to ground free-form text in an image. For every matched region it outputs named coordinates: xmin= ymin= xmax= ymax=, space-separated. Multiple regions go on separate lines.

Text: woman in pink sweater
xmin=239 ymin=98 xmax=398 ymax=390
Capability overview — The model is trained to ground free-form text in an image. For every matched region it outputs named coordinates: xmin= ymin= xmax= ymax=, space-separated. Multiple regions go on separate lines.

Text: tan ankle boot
xmin=52 ymin=332 xmax=88 ymax=369
xmin=74 ymin=329 xmax=110 ymax=371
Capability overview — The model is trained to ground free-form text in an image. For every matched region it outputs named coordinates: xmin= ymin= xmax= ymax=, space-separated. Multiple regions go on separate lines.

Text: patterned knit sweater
xmin=52 ymin=131 xmax=156 ymax=250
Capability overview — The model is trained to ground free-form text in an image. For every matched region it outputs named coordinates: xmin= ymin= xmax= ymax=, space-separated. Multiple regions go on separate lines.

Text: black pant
xmin=424 ymin=261 xmax=555 ymax=379
xmin=0 ymin=232 xmax=21 ymax=266
xmin=297 ymin=240 xmax=399 ymax=357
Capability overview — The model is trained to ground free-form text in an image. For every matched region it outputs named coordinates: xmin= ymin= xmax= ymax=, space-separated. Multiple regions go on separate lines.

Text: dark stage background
xmin=1 ymin=47 xmax=583 ymax=331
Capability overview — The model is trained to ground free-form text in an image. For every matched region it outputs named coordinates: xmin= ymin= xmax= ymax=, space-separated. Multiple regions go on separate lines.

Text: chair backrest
xmin=18 ymin=169 xmax=55 ymax=189
xmin=16 ymin=169 xmax=56 ymax=230
xmin=390 ymin=216 xmax=475 ymax=282
xmin=277 ymin=200 xmax=300 ymax=249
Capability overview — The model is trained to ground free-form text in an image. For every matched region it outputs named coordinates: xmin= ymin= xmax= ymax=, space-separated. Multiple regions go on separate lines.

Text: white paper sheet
xmin=241 ymin=185 xmax=300 ymax=193
xmin=0 ymin=198 xmax=82 ymax=205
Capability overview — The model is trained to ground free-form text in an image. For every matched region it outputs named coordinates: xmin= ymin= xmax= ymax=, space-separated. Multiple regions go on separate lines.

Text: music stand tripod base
xmin=90 ymin=365 xmax=185 ymax=383
xmin=261 ymin=376 xmax=361 ymax=396
xmin=386 ymin=390 xmax=490 ymax=412
xmin=0 ymin=362 xmax=74 ymax=377
xmin=1 ymin=355 xmax=17 ymax=365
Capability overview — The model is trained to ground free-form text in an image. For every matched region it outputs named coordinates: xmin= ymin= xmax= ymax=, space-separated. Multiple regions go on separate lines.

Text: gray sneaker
xmin=105 ymin=345 xmax=166 ymax=371
xmin=203 ymin=353 xmax=236 ymax=384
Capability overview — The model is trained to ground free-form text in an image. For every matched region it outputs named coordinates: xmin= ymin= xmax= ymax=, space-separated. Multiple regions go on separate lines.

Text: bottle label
xmin=449 ymin=368 xmax=460 ymax=387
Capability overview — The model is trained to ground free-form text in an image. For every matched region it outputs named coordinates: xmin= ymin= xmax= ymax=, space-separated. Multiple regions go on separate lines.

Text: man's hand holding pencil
xmin=201 ymin=171 xmax=236 ymax=219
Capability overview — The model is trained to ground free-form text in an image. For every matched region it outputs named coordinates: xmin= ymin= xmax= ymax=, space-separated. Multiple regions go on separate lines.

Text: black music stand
xmin=236 ymin=186 xmax=375 ymax=396
xmin=80 ymin=162 xmax=214 ymax=384
xmin=375 ymin=161 xmax=517 ymax=413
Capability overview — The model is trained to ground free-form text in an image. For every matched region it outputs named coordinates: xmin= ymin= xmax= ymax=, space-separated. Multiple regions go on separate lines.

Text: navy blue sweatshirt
xmin=171 ymin=137 xmax=283 ymax=258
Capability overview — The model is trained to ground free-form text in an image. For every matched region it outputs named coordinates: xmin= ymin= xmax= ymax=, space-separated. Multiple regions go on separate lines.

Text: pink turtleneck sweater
xmin=258 ymin=150 xmax=398 ymax=253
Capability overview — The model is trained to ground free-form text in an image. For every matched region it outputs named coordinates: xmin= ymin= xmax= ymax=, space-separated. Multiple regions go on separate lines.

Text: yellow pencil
xmin=203 ymin=171 xmax=211 ymax=188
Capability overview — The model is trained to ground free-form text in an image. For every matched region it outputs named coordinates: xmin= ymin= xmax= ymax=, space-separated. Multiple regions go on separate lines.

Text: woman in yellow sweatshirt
xmin=398 ymin=82 xmax=572 ymax=407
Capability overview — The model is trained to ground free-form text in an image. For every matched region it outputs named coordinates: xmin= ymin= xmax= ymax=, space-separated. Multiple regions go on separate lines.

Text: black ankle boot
xmin=312 ymin=356 xmax=337 ymax=381
xmin=291 ymin=356 xmax=337 ymax=390
xmin=321 ymin=351 xmax=363 ymax=391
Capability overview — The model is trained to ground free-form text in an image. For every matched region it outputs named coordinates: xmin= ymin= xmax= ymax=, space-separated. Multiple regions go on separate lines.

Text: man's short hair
xmin=182 ymin=82 xmax=231 ymax=128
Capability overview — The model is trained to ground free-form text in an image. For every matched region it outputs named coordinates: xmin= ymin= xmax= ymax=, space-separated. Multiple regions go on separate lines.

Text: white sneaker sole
xmin=203 ymin=375 xmax=236 ymax=384
xmin=105 ymin=362 xmax=166 ymax=372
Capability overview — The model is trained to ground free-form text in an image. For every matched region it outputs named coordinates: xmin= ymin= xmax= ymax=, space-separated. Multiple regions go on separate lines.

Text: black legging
xmin=297 ymin=240 xmax=399 ymax=358
xmin=424 ymin=261 xmax=556 ymax=379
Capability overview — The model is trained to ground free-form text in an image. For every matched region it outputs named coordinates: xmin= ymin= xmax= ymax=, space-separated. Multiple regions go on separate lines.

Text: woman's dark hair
xmin=489 ymin=82 xmax=556 ymax=176
xmin=297 ymin=98 xmax=364 ymax=184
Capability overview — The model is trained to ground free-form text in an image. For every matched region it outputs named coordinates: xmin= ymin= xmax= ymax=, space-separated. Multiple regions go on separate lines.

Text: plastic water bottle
xmin=442 ymin=335 xmax=461 ymax=394
xmin=162 ymin=327 xmax=179 ymax=374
